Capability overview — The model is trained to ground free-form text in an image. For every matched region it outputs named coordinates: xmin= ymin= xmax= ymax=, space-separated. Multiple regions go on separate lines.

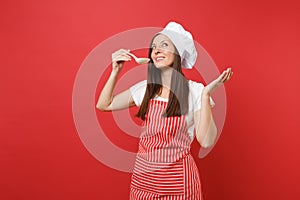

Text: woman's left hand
xmin=203 ymin=68 xmax=233 ymax=96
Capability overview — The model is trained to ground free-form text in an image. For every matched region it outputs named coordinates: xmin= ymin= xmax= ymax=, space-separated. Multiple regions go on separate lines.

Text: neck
xmin=160 ymin=67 xmax=173 ymax=89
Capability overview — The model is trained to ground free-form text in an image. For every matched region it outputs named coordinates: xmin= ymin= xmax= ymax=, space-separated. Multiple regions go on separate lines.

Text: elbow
xmin=200 ymin=140 xmax=214 ymax=148
xmin=197 ymin=137 xmax=215 ymax=148
xmin=196 ymin=136 xmax=213 ymax=148
xmin=96 ymin=103 xmax=109 ymax=112
xmin=196 ymin=128 xmax=217 ymax=148
xmin=96 ymin=104 xmax=103 ymax=111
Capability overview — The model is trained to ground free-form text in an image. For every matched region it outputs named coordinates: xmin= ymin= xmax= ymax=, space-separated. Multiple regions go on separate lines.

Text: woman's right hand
xmin=111 ymin=49 xmax=131 ymax=74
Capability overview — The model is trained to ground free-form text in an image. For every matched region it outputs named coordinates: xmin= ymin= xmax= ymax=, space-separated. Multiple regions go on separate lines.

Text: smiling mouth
xmin=155 ymin=57 xmax=165 ymax=61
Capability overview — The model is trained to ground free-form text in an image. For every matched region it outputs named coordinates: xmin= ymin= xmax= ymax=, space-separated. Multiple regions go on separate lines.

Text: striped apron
xmin=130 ymin=99 xmax=202 ymax=199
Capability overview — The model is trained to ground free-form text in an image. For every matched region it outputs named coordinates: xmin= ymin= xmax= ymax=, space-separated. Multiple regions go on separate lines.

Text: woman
xmin=97 ymin=22 xmax=233 ymax=200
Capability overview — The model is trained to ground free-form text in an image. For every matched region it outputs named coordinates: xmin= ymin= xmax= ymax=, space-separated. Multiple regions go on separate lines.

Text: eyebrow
xmin=152 ymin=40 xmax=169 ymax=45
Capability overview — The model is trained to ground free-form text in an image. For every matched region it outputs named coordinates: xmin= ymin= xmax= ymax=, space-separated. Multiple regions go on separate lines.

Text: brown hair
xmin=136 ymin=35 xmax=189 ymax=120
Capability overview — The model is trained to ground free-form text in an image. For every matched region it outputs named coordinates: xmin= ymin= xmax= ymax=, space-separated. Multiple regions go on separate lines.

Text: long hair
xmin=136 ymin=35 xmax=189 ymax=120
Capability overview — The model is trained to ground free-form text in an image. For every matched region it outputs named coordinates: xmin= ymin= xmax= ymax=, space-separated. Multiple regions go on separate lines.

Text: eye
xmin=162 ymin=42 xmax=168 ymax=47
xmin=151 ymin=45 xmax=156 ymax=49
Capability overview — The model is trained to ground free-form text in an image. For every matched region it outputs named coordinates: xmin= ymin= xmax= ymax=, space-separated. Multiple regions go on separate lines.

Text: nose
xmin=153 ymin=48 xmax=161 ymax=54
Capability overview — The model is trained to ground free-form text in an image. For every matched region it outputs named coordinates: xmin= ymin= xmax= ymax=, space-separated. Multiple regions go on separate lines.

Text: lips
xmin=155 ymin=56 xmax=165 ymax=61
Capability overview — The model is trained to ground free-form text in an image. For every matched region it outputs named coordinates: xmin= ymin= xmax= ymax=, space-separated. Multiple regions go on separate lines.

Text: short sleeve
xmin=189 ymin=80 xmax=215 ymax=112
xmin=129 ymin=80 xmax=147 ymax=107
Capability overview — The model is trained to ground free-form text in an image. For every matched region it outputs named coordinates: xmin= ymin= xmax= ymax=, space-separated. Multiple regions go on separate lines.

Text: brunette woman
xmin=97 ymin=22 xmax=233 ymax=200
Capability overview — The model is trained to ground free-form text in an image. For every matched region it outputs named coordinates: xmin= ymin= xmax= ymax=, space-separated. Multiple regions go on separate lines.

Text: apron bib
xmin=131 ymin=99 xmax=192 ymax=195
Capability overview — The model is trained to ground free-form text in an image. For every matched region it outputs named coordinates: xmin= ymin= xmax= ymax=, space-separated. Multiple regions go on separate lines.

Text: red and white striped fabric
xmin=130 ymin=99 xmax=202 ymax=199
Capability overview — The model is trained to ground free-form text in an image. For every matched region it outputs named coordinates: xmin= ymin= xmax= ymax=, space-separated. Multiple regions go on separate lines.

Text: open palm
xmin=203 ymin=68 xmax=233 ymax=95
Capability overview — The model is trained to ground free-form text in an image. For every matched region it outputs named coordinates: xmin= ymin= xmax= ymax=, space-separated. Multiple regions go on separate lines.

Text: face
xmin=151 ymin=34 xmax=176 ymax=68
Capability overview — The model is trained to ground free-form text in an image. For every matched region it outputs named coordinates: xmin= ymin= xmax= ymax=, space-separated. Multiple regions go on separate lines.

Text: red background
xmin=1 ymin=0 xmax=300 ymax=199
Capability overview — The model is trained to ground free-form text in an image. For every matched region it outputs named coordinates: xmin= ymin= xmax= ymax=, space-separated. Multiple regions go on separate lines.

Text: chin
xmin=154 ymin=63 xmax=171 ymax=69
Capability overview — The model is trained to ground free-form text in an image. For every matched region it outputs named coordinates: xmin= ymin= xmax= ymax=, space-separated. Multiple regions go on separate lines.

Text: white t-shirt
xmin=129 ymin=80 xmax=215 ymax=140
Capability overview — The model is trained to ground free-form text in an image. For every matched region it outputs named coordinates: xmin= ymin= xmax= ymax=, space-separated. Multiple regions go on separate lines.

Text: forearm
xmin=96 ymin=70 xmax=119 ymax=111
xmin=195 ymin=68 xmax=233 ymax=147
xmin=196 ymin=94 xmax=217 ymax=148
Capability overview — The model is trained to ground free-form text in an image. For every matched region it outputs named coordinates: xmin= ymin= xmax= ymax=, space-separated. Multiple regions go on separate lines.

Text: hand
xmin=111 ymin=49 xmax=131 ymax=74
xmin=203 ymin=68 xmax=233 ymax=96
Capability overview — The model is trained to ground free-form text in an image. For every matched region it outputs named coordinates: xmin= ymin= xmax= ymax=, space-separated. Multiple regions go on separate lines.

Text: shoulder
xmin=129 ymin=80 xmax=147 ymax=106
xmin=132 ymin=79 xmax=147 ymax=87
xmin=188 ymin=80 xmax=205 ymax=92
xmin=130 ymin=80 xmax=147 ymax=91
xmin=188 ymin=80 xmax=215 ymax=109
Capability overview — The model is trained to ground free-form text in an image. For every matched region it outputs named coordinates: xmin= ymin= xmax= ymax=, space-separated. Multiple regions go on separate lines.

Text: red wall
xmin=1 ymin=0 xmax=300 ymax=199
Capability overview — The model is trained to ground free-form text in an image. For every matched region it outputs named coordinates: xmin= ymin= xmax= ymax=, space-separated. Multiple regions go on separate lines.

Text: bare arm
xmin=195 ymin=68 xmax=233 ymax=148
xmin=194 ymin=94 xmax=217 ymax=148
xmin=96 ymin=49 xmax=135 ymax=111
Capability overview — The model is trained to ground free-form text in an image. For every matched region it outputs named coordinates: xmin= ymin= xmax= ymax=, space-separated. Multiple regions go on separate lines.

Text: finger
xmin=221 ymin=69 xmax=231 ymax=83
xmin=113 ymin=49 xmax=125 ymax=56
xmin=115 ymin=55 xmax=131 ymax=62
xmin=223 ymin=70 xmax=233 ymax=83
xmin=220 ymin=70 xmax=229 ymax=82
xmin=112 ymin=49 xmax=130 ymax=59
xmin=221 ymin=74 xmax=228 ymax=83
xmin=228 ymin=71 xmax=233 ymax=79
xmin=227 ymin=69 xmax=233 ymax=79
xmin=119 ymin=49 xmax=130 ymax=54
xmin=218 ymin=70 xmax=227 ymax=80
xmin=118 ymin=51 xmax=132 ymax=59
xmin=119 ymin=53 xmax=132 ymax=60
xmin=115 ymin=56 xmax=131 ymax=62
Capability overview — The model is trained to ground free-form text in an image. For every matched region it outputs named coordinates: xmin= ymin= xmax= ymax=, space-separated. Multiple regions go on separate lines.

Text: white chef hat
xmin=159 ymin=21 xmax=197 ymax=69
